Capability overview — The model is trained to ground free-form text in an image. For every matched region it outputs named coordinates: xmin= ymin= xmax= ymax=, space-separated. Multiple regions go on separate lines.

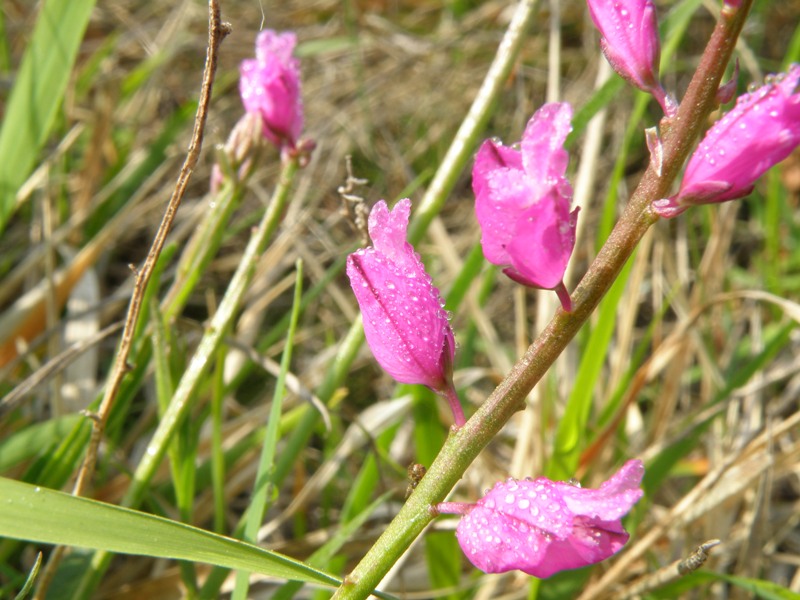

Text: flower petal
xmin=473 ymin=140 xmax=531 ymax=266
xmin=472 ymin=103 xmax=578 ymax=301
xmin=239 ymin=29 xmax=304 ymax=149
xmin=347 ymin=200 xmax=457 ymax=398
xmin=588 ymin=0 xmax=669 ymax=113
xmin=553 ymin=459 xmax=645 ymax=521
xmin=445 ymin=460 xmax=645 ymax=578
xmin=667 ymin=64 xmax=800 ymax=214
xmin=505 ymin=192 xmax=578 ymax=290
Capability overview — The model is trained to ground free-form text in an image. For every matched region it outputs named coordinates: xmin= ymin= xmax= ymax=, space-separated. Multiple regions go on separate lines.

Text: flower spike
xmin=435 ymin=460 xmax=645 ymax=578
xmin=347 ymin=199 xmax=465 ymax=426
xmin=473 ymin=103 xmax=579 ymax=312
xmin=239 ymin=30 xmax=304 ymax=151
xmin=654 ymin=64 xmax=800 ymax=219
xmin=587 ymin=0 xmax=674 ymax=116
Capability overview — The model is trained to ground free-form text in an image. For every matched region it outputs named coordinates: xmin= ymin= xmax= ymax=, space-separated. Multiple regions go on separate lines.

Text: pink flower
xmin=473 ymin=103 xmax=579 ymax=312
xmin=654 ymin=64 xmax=800 ymax=219
xmin=587 ymin=0 xmax=673 ymax=115
xmin=239 ymin=30 xmax=303 ymax=150
xmin=435 ymin=460 xmax=644 ymax=578
xmin=347 ymin=199 xmax=465 ymax=426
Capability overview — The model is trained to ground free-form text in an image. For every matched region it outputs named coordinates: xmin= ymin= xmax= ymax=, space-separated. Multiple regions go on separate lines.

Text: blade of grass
xmin=548 ymin=251 xmax=637 ymax=480
xmin=232 ymin=259 xmax=305 ymax=600
xmin=13 ymin=552 xmax=41 ymax=600
xmin=0 ymin=0 xmax=96 ymax=232
xmin=0 ymin=415 xmax=81 ymax=473
xmin=643 ymin=321 xmax=795 ymax=494
xmin=0 ymin=477 xmax=340 ymax=588
xmin=272 ymin=492 xmax=399 ymax=600
xmin=412 ymin=392 xmax=462 ymax=600
xmin=151 ymin=296 xmax=198 ymax=593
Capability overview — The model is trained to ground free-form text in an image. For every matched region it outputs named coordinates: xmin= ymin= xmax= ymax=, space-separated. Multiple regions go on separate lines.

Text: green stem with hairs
xmin=333 ymin=1 xmax=752 ymax=598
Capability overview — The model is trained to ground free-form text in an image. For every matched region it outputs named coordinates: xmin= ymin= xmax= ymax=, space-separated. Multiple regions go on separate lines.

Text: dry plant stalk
xmin=33 ymin=2 xmax=230 ymax=597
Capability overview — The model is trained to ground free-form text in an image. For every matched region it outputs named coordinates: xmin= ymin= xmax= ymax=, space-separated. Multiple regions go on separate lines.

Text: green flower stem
xmin=333 ymin=2 xmax=752 ymax=598
xmin=162 ymin=180 xmax=244 ymax=320
xmin=74 ymin=156 xmax=300 ymax=599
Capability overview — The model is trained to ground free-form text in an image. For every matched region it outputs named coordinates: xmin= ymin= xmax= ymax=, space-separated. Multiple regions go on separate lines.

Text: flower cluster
xmin=211 ymin=29 xmax=305 ymax=192
xmin=341 ymin=1 xmax=798 ymax=585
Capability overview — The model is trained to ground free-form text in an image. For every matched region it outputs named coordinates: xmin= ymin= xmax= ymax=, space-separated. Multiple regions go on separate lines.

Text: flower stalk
xmin=332 ymin=1 xmax=753 ymax=597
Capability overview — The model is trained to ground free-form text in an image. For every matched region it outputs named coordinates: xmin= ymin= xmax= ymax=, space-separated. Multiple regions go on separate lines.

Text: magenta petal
xmin=239 ymin=29 xmax=303 ymax=149
xmin=670 ymin=64 xmax=800 ymax=214
xmin=455 ymin=478 xmax=572 ymax=576
xmin=473 ymin=140 xmax=530 ymax=265
xmin=533 ymin=519 xmax=629 ymax=577
xmin=520 ymin=103 xmax=573 ymax=189
xmin=505 ymin=195 xmax=578 ymax=290
xmin=588 ymin=0 xmax=667 ymax=112
xmin=451 ymin=460 xmax=645 ymax=578
xmin=347 ymin=200 xmax=456 ymax=396
xmin=473 ymin=103 xmax=578 ymax=296
xmin=553 ymin=460 xmax=645 ymax=521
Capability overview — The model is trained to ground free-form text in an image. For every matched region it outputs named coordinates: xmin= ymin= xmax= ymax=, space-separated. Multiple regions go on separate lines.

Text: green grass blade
xmin=0 ymin=477 xmax=340 ymax=588
xmin=13 ymin=552 xmax=41 ymax=600
xmin=651 ymin=571 xmax=800 ymax=600
xmin=0 ymin=415 xmax=81 ymax=473
xmin=272 ymin=492 xmax=398 ymax=600
xmin=233 ymin=260 xmax=305 ymax=600
xmin=0 ymin=0 xmax=96 ymax=232
xmin=548 ymin=254 xmax=636 ymax=479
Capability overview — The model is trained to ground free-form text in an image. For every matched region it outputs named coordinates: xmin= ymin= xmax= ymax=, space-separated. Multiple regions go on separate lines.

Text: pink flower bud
xmin=472 ymin=103 xmax=579 ymax=312
xmin=347 ymin=199 xmax=464 ymax=426
xmin=654 ymin=64 xmax=800 ymax=219
xmin=239 ymin=30 xmax=304 ymax=150
xmin=587 ymin=0 xmax=673 ymax=115
xmin=436 ymin=460 xmax=644 ymax=578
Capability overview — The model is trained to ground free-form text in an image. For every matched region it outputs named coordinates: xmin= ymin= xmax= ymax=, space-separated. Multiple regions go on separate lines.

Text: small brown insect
xmin=677 ymin=539 xmax=721 ymax=575
xmin=406 ymin=463 xmax=427 ymax=498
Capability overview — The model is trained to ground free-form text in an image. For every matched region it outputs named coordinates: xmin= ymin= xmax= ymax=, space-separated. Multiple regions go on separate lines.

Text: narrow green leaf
xmin=13 ymin=552 xmax=41 ymax=600
xmin=272 ymin=492 xmax=398 ymax=600
xmin=707 ymin=573 xmax=800 ymax=600
xmin=0 ymin=415 xmax=81 ymax=473
xmin=233 ymin=260 xmax=305 ymax=599
xmin=549 ymin=255 xmax=636 ymax=479
xmin=651 ymin=571 xmax=800 ymax=600
xmin=0 ymin=0 xmax=96 ymax=232
xmin=0 ymin=477 xmax=340 ymax=588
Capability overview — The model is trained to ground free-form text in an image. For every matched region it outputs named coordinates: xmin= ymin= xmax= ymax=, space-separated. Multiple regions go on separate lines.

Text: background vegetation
xmin=1 ymin=0 xmax=799 ymax=598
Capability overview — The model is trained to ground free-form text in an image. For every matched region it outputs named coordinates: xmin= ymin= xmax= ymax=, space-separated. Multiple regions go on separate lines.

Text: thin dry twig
xmin=33 ymin=2 xmax=230 ymax=597
xmin=610 ymin=539 xmax=722 ymax=599
xmin=0 ymin=321 xmax=123 ymax=417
